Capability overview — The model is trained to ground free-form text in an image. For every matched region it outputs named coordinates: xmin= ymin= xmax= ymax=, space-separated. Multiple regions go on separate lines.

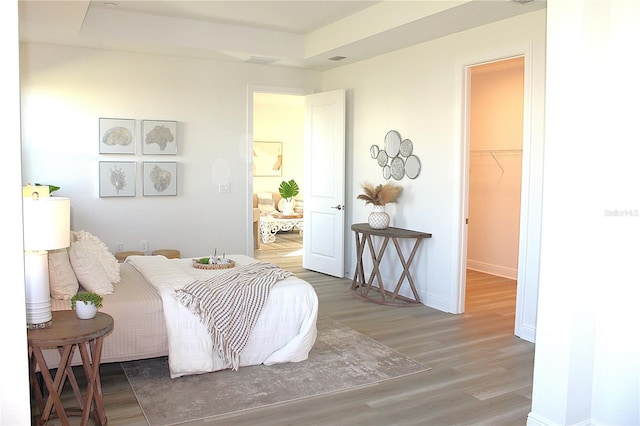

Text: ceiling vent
xmin=329 ymin=56 xmax=347 ymax=61
xmin=245 ymin=56 xmax=279 ymax=65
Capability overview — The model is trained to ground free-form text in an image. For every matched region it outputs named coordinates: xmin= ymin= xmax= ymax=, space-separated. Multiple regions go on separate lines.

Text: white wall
xmin=530 ymin=1 xmax=640 ymax=425
xmin=1 ymin=1 xmax=31 ymax=424
xmin=20 ymin=44 xmax=321 ymax=258
xmin=322 ymin=10 xmax=546 ymax=314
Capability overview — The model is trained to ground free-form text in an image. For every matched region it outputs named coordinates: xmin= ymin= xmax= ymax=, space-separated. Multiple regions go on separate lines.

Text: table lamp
xmin=22 ymin=191 xmax=70 ymax=328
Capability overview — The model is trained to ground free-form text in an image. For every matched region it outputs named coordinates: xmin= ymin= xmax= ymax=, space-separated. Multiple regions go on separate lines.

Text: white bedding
xmin=125 ymin=255 xmax=318 ymax=378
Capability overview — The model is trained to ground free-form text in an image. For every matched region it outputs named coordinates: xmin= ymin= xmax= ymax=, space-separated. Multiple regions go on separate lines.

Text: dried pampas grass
xmin=357 ymin=181 xmax=403 ymax=206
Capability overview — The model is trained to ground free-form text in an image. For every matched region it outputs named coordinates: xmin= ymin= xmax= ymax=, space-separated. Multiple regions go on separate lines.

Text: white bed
xmin=47 ymin=254 xmax=318 ymax=378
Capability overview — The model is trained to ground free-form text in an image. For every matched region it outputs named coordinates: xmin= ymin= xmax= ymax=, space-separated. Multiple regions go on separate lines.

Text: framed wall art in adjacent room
xmin=142 ymin=120 xmax=178 ymax=155
xmin=99 ymin=118 xmax=136 ymax=154
xmin=253 ymin=141 xmax=283 ymax=177
xmin=143 ymin=162 xmax=177 ymax=196
xmin=99 ymin=161 xmax=136 ymax=197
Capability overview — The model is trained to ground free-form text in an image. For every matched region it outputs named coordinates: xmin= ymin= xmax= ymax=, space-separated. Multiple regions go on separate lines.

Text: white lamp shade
xmin=23 ymin=197 xmax=71 ymax=251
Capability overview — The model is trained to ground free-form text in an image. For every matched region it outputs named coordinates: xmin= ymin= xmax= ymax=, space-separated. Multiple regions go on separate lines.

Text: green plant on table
xmin=71 ymin=292 xmax=104 ymax=310
xmin=278 ymin=179 xmax=299 ymax=201
xmin=35 ymin=183 xmax=61 ymax=195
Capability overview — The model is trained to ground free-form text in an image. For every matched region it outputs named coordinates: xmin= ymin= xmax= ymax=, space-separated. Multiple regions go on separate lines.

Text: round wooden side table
xmin=28 ymin=311 xmax=114 ymax=426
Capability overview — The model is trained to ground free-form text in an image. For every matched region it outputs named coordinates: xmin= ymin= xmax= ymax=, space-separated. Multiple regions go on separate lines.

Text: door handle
xmin=331 ymin=204 xmax=344 ymax=211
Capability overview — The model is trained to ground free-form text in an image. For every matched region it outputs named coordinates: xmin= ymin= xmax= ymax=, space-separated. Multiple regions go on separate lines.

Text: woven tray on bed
xmin=192 ymin=259 xmax=236 ymax=269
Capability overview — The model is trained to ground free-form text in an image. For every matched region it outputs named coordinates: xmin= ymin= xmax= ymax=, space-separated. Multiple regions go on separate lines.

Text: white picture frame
xmin=142 ymin=120 xmax=178 ymax=155
xmin=143 ymin=162 xmax=177 ymax=196
xmin=99 ymin=161 xmax=136 ymax=197
xmin=99 ymin=118 xmax=136 ymax=154
xmin=253 ymin=141 xmax=283 ymax=177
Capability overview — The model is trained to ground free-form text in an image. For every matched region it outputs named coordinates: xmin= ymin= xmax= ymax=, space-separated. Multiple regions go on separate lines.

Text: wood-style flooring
xmin=34 ymin=232 xmax=534 ymax=425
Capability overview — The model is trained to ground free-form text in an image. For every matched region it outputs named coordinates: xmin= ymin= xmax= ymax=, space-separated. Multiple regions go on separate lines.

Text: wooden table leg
xmin=90 ymin=338 xmax=108 ymax=425
xmin=364 ymin=235 xmax=390 ymax=302
xmin=351 ymin=231 xmax=366 ymax=290
xmin=59 ymin=346 xmax=84 ymax=409
xmin=390 ymin=237 xmax=423 ymax=303
xmin=77 ymin=337 xmax=107 ymax=426
xmin=32 ymin=345 xmax=74 ymax=425
xmin=91 ymin=337 xmax=108 ymax=425
xmin=29 ymin=347 xmax=45 ymax=414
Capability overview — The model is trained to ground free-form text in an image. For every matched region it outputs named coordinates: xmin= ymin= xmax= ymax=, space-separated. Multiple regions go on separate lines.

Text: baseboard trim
xmin=527 ymin=412 xmax=551 ymax=426
xmin=467 ymin=259 xmax=517 ymax=280
xmin=527 ymin=411 xmax=592 ymax=426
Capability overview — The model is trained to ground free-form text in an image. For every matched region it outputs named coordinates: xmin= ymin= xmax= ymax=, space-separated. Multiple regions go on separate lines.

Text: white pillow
xmin=68 ymin=230 xmax=121 ymax=295
xmin=69 ymin=243 xmax=113 ymax=295
xmin=72 ymin=230 xmax=120 ymax=283
xmin=257 ymin=192 xmax=276 ymax=213
xmin=48 ymin=248 xmax=78 ymax=300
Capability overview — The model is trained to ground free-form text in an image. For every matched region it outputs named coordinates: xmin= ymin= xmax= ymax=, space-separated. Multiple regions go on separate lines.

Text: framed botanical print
xmin=99 ymin=118 xmax=136 ymax=154
xmin=142 ymin=120 xmax=178 ymax=155
xmin=143 ymin=162 xmax=177 ymax=196
xmin=99 ymin=161 xmax=136 ymax=197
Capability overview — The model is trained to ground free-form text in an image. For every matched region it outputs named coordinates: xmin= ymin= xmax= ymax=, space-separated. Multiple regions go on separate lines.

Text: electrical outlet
xmin=116 ymin=243 xmax=124 ymax=252
xmin=140 ymin=240 xmax=148 ymax=252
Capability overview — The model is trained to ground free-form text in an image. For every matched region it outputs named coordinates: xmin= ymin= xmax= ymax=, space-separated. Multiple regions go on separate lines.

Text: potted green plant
xmin=71 ymin=292 xmax=104 ymax=319
xmin=35 ymin=183 xmax=61 ymax=195
xmin=278 ymin=179 xmax=300 ymax=216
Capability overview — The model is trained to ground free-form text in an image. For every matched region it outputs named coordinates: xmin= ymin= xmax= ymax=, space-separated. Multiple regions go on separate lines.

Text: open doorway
xmin=464 ymin=57 xmax=524 ymax=318
xmin=252 ymin=92 xmax=304 ymax=258
xmin=249 ymin=87 xmax=347 ymax=278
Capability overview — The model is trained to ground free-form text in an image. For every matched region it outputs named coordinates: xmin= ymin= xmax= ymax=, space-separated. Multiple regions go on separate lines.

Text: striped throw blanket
xmin=174 ymin=262 xmax=293 ymax=370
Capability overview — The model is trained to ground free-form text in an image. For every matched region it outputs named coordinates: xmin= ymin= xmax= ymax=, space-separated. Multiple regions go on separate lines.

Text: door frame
xmin=456 ymin=45 xmax=539 ymax=342
xmin=246 ymin=85 xmax=311 ymax=254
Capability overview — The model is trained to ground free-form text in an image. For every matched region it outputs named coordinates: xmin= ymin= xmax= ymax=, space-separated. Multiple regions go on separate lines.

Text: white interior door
xmin=302 ymin=89 xmax=346 ymax=277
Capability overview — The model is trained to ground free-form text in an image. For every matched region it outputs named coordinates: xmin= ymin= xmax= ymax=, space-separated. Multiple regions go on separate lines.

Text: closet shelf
xmin=470 ymin=149 xmax=522 ymax=174
xmin=470 ymin=149 xmax=522 ymax=155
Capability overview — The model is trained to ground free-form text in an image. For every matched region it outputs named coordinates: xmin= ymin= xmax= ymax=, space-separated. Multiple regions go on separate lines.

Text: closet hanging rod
xmin=470 ymin=149 xmax=522 ymax=155
xmin=470 ymin=149 xmax=522 ymax=174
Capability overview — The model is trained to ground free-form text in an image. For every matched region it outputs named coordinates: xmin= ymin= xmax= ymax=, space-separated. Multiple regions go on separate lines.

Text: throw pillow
xmin=48 ymin=248 xmax=78 ymax=300
xmin=69 ymin=240 xmax=114 ymax=295
xmin=257 ymin=192 xmax=276 ymax=213
xmin=68 ymin=230 xmax=121 ymax=295
xmin=72 ymin=230 xmax=121 ymax=283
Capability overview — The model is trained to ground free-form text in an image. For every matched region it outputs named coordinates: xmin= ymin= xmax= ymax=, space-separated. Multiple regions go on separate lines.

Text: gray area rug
xmin=123 ymin=315 xmax=430 ymax=425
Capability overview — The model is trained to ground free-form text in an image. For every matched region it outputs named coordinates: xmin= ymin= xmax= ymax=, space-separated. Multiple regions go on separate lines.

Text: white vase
xmin=368 ymin=205 xmax=390 ymax=229
xmin=282 ymin=199 xmax=295 ymax=216
xmin=75 ymin=301 xmax=98 ymax=319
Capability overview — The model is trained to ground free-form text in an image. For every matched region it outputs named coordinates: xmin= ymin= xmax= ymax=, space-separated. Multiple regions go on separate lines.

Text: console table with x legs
xmin=351 ymin=223 xmax=432 ymax=306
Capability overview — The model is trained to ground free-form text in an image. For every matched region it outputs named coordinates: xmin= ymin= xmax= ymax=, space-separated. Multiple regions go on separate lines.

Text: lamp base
xmin=27 ymin=319 xmax=52 ymax=329
xmin=24 ymin=250 xmax=53 ymax=328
